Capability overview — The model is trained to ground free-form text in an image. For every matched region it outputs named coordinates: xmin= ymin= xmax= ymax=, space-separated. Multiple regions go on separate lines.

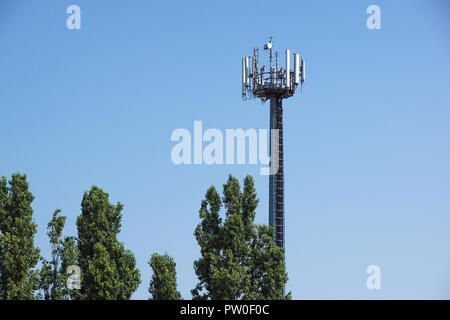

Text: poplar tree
xmin=60 ymin=236 xmax=80 ymax=299
xmin=39 ymin=210 xmax=80 ymax=300
xmin=149 ymin=252 xmax=181 ymax=300
xmin=0 ymin=173 xmax=40 ymax=300
xmin=192 ymin=175 xmax=290 ymax=300
xmin=76 ymin=186 xmax=141 ymax=299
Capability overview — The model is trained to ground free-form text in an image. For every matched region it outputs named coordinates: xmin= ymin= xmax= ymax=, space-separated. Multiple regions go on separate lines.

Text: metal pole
xmin=269 ymin=97 xmax=284 ymax=249
xmin=269 ymin=96 xmax=285 ymax=297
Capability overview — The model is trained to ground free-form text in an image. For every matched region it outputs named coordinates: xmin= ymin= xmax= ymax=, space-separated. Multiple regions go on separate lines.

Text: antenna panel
xmin=242 ymin=57 xmax=246 ymax=96
xmin=245 ymin=57 xmax=250 ymax=86
xmin=285 ymin=49 xmax=290 ymax=88
xmin=294 ymin=53 xmax=300 ymax=84
xmin=301 ymin=57 xmax=305 ymax=82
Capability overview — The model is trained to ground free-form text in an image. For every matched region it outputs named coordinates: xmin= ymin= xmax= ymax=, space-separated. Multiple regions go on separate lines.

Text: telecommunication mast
xmin=241 ymin=37 xmax=305 ymax=249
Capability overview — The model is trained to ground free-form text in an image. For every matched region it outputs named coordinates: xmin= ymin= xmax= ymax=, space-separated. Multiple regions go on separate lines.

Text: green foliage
xmin=39 ymin=209 xmax=65 ymax=300
xmin=192 ymin=174 xmax=290 ymax=300
xmin=149 ymin=253 xmax=181 ymax=300
xmin=0 ymin=173 xmax=40 ymax=300
xmin=0 ymin=173 xmax=289 ymax=300
xmin=246 ymin=224 xmax=292 ymax=299
xmin=76 ymin=186 xmax=141 ymax=299
xmin=38 ymin=210 xmax=80 ymax=300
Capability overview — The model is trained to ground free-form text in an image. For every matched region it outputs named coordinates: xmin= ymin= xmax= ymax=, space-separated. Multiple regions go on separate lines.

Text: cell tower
xmin=241 ymin=37 xmax=305 ymax=249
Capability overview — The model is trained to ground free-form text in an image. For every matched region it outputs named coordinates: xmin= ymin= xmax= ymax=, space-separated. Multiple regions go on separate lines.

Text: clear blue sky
xmin=1 ymin=0 xmax=449 ymax=299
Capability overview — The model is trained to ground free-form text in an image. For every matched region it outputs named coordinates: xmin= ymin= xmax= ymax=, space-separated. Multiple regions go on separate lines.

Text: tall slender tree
xmin=149 ymin=253 xmax=181 ymax=300
xmin=39 ymin=209 xmax=80 ymax=300
xmin=76 ymin=186 xmax=141 ymax=299
xmin=39 ymin=209 xmax=66 ymax=300
xmin=0 ymin=173 xmax=40 ymax=300
xmin=192 ymin=174 xmax=290 ymax=300
xmin=192 ymin=185 xmax=222 ymax=299
xmin=60 ymin=236 xmax=80 ymax=299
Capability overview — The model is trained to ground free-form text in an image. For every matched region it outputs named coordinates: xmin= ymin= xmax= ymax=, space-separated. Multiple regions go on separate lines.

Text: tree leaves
xmin=76 ymin=186 xmax=141 ymax=300
xmin=0 ymin=173 xmax=40 ymax=300
xmin=38 ymin=210 xmax=80 ymax=300
xmin=149 ymin=253 xmax=181 ymax=300
xmin=1 ymin=173 xmax=291 ymax=300
xmin=192 ymin=174 xmax=290 ymax=300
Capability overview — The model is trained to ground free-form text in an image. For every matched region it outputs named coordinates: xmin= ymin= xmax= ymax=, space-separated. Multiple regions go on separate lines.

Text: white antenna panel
xmin=294 ymin=53 xmax=300 ymax=85
xmin=245 ymin=57 xmax=250 ymax=86
xmin=285 ymin=49 xmax=290 ymax=88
